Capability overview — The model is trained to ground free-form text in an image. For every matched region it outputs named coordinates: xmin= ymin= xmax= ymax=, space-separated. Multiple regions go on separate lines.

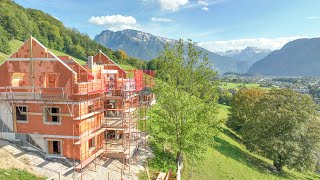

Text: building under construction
xmin=0 ymin=37 xmax=155 ymax=172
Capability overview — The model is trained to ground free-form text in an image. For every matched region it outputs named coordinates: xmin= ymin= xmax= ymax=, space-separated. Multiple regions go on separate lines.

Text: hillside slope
xmin=94 ymin=29 xmax=246 ymax=74
xmin=181 ymin=106 xmax=319 ymax=180
xmin=248 ymin=38 xmax=320 ymax=76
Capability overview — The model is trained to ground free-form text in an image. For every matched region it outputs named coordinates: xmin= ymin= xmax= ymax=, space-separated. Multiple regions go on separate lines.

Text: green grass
xmin=181 ymin=105 xmax=320 ymax=180
xmin=142 ymin=103 xmax=319 ymax=179
xmin=219 ymin=82 xmax=261 ymax=89
xmin=0 ymin=39 xmax=22 ymax=64
xmin=0 ymin=52 xmax=8 ymax=65
xmin=48 ymin=48 xmax=86 ymax=65
xmin=9 ymin=39 xmax=23 ymax=51
xmin=119 ymin=64 xmax=135 ymax=70
xmin=0 ymin=168 xmax=44 ymax=180
xmin=0 ymin=40 xmax=86 ymax=65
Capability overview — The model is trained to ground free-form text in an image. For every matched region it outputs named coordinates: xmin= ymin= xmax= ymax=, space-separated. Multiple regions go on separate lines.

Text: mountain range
xmin=218 ymin=47 xmax=272 ymax=66
xmin=94 ymin=29 xmax=252 ymax=74
xmin=95 ymin=29 xmax=320 ymax=76
xmin=249 ymin=38 xmax=320 ymax=76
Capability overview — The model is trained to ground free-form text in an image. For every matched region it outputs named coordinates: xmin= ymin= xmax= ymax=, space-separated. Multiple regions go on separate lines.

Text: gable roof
xmin=6 ymin=36 xmax=76 ymax=75
xmin=94 ymin=50 xmax=126 ymax=74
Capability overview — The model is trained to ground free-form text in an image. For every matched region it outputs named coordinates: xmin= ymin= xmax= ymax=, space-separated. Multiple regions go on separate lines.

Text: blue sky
xmin=15 ymin=0 xmax=320 ymax=51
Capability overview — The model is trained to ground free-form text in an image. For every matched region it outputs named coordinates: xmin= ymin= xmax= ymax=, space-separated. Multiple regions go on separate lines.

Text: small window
xmin=45 ymin=73 xmax=59 ymax=88
xmin=88 ymin=137 xmax=95 ymax=150
xmin=16 ymin=106 xmax=27 ymax=121
xmin=12 ymin=73 xmax=25 ymax=87
xmin=44 ymin=107 xmax=60 ymax=123
xmin=48 ymin=141 xmax=61 ymax=155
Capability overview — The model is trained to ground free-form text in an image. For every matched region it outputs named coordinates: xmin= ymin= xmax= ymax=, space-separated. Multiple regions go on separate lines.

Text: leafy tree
xmin=153 ymin=40 xmax=220 ymax=178
xmin=218 ymin=89 xmax=233 ymax=106
xmin=227 ymin=88 xmax=265 ymax=132
xmin=241 ymin=89 xmax=320 ymax=172
xmin=70 ymin=44 xmax=86 ymax=59
xmin=0 ymin=25 xmax=11 ymax=54
xmin=114 ymin=49 xmax=127 ymax=61
xmin=147 ymin=58 xmax=161 ymax=70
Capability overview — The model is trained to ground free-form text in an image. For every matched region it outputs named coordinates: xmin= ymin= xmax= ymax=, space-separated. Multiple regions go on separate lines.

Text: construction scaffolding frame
xmin=0 ymin=36 xmax=156 ymax=179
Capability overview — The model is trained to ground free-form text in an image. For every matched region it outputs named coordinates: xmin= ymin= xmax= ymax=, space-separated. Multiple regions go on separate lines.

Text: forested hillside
xmin=0 ymin=0 xmax=145 ymax=68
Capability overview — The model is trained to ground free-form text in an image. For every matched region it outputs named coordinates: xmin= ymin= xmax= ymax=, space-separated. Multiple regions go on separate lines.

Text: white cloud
xmin=88 ymin=15 xmax=139 ymax=31
xmin=151 ymin=17 xmax=173 ymax=22
xmin=202 ymin=7 xmax=209 ymax=11
xmin=306 ymin=16 xmax=319 ymax=20
xmin=198 ymin=0 xmax=208 ymax=6
xmin=158 ymin=0 xmax=189 ymax=11
xmin=198 ymin=36 xmax=308 ymax=52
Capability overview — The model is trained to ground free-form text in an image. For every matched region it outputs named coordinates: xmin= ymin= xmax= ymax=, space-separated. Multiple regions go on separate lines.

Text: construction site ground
xmin=0 ymin=139 xmax=153 ymax=180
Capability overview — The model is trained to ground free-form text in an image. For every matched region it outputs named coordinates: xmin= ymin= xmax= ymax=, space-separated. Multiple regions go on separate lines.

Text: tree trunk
xmin=273 ymin=155 xmax=282 ymax=172
xmin=176 ymin=151 xmax=183 ymax=180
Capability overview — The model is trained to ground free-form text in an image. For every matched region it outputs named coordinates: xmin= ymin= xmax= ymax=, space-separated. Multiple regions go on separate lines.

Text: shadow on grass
xmin=217 ymin=128 xmax=320 ymax=179
xmin=213 ymin=130 xmax=290 ymax=179
xmin=221 ymin=127 xmax=244 ymax=144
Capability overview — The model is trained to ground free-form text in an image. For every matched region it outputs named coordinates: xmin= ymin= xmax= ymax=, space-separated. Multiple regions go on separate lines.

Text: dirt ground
xmin=0 ymin=139 xmax=153 ymax=180
xmin=0 ymin=140 xmax=44 ymax=177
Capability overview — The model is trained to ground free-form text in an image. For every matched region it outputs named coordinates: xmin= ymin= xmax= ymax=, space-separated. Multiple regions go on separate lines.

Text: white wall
xmin=0 ymin=100 xmax=13 ymax=132
xmin=28 ymin=134 xmax=47 ymax=152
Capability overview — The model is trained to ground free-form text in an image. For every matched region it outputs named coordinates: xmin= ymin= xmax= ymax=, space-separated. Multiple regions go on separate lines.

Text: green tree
xmin=147 ymin=58 xmax=161 ymax=70
xmin=227 ymin=88 xmax=265 ymax=132
xmin=218 ymin=89 xmax=233 ymax=106
xmin=153 ymin=40 xmax=220 ymax=178
xmin=0 ymin=25 xmax=11 ymax=54
xmin=114 ymin=49 xmax=127 ymax=63
xmin=241 ymin=89 xmax=320 ymax=172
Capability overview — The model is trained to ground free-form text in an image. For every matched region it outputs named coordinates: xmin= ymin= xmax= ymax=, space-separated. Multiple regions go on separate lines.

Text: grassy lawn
xmin=0 ymin=168 xmax=44 ymax=180
xmin=0 ymin=52 xmax=8 ymax=65
xmin=182 ymin=128 xmax=319 ymax=180
xmin=119 ymin=64 xmax=135 ymax=70
xmin=142 ymin=103 xmax=319 ymax=179
xmin=48 ymin=48 xmax=86 ymax=65
xmin=219 ymin=82 xmax=261 ymax=89
xmin=0 ymin=39 xmax=21 ymax=64
xmin=181 ymin=106 xmax=320 ymax=180
xmin=9 ymin=39 xmax=23 ymax=51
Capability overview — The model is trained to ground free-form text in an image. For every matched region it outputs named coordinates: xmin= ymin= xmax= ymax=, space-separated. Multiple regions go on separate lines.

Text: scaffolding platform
xmin=74 ymin=148 xmax=106 ymax=171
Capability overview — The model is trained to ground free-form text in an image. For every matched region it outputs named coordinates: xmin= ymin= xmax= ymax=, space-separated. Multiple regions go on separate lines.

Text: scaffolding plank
xmin=74 ymin=148 xmax=105 ymax=171
xmin=74 ymin=128 xmax=106 ymax=145
xmin=74 ymin=110 xmax=103 ymax=120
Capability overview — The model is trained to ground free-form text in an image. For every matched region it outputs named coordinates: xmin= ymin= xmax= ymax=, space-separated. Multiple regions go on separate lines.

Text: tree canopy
xmin=227 ymin=88 xmax=266 ymax=132
xmin=152 ymin=40 xmax=220 ymax=177
xmin=229 ymin=88 xmax=320 ymax=172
